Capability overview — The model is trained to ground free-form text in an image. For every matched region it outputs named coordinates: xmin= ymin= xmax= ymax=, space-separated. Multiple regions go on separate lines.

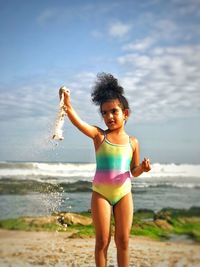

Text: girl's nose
xmin=107 ymin=112 xmax=113 ymax=119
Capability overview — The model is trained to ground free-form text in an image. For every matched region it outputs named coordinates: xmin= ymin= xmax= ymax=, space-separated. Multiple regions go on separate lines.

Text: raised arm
xmin=130 ymin=137 xmax=151 ymax=177
xmin=63 ymin=89 xmax=99 ymax=139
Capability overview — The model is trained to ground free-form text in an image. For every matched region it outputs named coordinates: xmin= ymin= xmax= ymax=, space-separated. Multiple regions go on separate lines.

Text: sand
xmin=0 ymin=229 xmax=200 ymax=267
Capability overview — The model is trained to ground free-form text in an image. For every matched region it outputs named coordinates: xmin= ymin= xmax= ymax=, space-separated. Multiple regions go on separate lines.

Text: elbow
xmin=132 ymin=173 xmax=140 ymax=178
xmin=131 ymin=169 xmax=139 ymax=177
xmin=131 ymin=165 xmax=143 ymax=177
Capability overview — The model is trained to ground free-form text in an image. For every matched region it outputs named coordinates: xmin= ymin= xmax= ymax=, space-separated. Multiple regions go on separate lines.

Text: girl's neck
xmin=106 ymin=129 xmax=129 ymax=144
xmin=106 ymin=127 xmax=126 ymax=136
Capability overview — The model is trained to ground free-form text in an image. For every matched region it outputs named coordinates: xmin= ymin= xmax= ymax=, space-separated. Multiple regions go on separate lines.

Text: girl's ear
xmin=124 ymin=109 xmax=130 ymax=120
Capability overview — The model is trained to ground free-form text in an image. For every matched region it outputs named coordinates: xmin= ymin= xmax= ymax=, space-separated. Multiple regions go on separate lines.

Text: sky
xmin=0 ymin=0 xmax=200 ymax=164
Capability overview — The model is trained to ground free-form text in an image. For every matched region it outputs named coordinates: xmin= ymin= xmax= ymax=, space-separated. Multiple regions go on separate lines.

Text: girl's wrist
xmin=140 ymin=163 xmax=144 ymax=173
xmin=64 ymin=101 xmax=71 ymax=109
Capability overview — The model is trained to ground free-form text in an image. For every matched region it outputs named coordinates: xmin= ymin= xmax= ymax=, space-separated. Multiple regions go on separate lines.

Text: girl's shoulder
xmin=93 ymin=126 xmax=105 ymax=136
xmin=92 ymin=126 xmax=106 ymax=151
xmin=129 ymin=136 xmax=139 ymax=151
xmin=129 ymin=136 xmax=139 ymax=142
xmin=92 ymin=126 xmax=105 ymax=140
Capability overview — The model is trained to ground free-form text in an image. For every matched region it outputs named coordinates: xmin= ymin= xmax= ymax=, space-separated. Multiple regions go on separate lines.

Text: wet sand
xmin=0 ymin=229 xmax=199 ymax=267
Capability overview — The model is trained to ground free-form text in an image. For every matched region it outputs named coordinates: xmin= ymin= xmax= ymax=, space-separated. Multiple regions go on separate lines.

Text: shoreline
xmin=0 ymin=207 xmax=200 ymax=266
xmin=0 ymin=229 xmax=199 ymax=267
xmin=1 ymin=207 xmax=200 ymax=243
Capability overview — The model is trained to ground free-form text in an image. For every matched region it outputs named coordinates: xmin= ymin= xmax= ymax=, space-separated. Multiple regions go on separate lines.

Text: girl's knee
xmin=115 ymin=235 xmax=129 ymax=250
xmin=95 ymin=235 xmax=110 ymax=250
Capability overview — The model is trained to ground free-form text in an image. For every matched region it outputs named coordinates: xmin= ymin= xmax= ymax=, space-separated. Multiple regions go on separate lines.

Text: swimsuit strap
xmin=101 ymin=131 xmax=106 ymax=144
xmin=104 ymin=131 xmax=133 ymax=149
xmin=129 ymin=136 xmax=134 ymax=150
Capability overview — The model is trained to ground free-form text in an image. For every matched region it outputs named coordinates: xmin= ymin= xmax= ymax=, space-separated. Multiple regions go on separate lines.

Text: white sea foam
xmin=139 ymin=163 xmax=200 ymax=179
xmin=0 ymin=162 xmax=200 ymax=181
xmin=0 ymin=162 xmax=200 ymax=218
xmin=0 ymin=162 xmax=96 ymax=183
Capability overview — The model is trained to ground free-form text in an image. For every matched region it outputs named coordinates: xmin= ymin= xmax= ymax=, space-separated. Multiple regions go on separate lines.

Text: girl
xmin=63 ymin=73 xmax=151 ymax=267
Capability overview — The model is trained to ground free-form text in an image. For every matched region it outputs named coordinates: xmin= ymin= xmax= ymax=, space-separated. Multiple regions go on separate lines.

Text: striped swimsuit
xmin=92 ymin=134 xmax=133 ymax=205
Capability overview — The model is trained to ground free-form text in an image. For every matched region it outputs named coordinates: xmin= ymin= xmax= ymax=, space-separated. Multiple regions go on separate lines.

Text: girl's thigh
xmin=113 ymin=192 xmax=133 ymax=237
xmin=91 ymin=191 xmax=112 ymax=237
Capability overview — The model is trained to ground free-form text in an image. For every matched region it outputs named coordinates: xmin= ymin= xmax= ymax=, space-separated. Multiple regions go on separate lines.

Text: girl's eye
xmin=101 ymin=108 xmax=120 ymax=116
xmin=111 ymin=108 xmax=119 ymax=114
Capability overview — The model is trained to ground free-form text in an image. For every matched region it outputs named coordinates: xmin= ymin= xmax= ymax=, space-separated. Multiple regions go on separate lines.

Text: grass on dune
xmin=0 ymin=207 xmax=200 ymax=242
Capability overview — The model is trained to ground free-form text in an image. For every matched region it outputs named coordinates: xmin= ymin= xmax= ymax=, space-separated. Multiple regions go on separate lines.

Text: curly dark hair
xmin=91 ymin=73 xmax=129 ymax=112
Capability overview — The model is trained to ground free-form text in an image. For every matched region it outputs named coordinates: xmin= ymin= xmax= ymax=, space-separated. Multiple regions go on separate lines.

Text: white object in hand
xmin=52 ymin=86 xmax=68 ymax=140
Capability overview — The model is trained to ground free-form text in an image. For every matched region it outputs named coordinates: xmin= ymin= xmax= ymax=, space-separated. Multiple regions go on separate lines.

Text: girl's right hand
xmin=62 ymin=87 xmax=71 ymax=107
xmin=141 ymin=158 xmax=151 ymax=172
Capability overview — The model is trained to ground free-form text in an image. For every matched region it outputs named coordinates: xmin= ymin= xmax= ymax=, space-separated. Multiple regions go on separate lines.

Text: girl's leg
xmin=91 ymin=191 xmax=112 ymax=267
xmin=113 ymin=192 xmax=133 ymax=267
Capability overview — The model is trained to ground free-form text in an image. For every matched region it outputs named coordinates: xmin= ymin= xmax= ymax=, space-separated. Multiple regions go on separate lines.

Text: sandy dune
xmin=0 ymin=230 xmax=199 ymax=267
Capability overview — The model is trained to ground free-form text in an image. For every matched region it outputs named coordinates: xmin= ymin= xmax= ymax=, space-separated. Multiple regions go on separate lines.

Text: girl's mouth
xmin=108 ymin=120 xmax=115 ymax=125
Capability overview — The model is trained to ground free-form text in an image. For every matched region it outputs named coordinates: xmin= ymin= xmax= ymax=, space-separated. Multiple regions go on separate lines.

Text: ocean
xmin=0 ymin=162 xmax=200 ymax=220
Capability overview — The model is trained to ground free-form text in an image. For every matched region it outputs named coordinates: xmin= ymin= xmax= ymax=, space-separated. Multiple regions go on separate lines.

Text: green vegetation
xmin=0 ymin=207 xmax=200 ymax=242
xmin=68 ymin=225 xmax=95 ymax=238
xmin=0 ymin=218 xmax=61 ymax=232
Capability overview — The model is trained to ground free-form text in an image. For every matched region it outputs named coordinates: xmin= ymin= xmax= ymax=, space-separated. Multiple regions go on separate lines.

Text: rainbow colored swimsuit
xmin=92 ymin=135 xmax=133 ymax=205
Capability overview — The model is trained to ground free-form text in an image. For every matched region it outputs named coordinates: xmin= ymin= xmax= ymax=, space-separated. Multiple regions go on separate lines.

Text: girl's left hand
xmin=141 ymin=158 xmax=151 ymax=172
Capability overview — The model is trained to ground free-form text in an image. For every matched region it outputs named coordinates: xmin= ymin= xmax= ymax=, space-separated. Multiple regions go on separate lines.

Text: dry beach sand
xmin=0 ymin=230 xmax=200 ymax=267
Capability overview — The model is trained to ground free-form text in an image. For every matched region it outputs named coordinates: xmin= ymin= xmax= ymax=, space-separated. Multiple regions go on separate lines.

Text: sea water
xmin=0 ymin=162 xmax=200 ymax=219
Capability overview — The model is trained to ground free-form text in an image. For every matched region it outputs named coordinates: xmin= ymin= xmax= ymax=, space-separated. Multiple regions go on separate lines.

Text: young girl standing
xmin=63 ymin=73 xmax=151 ymax=267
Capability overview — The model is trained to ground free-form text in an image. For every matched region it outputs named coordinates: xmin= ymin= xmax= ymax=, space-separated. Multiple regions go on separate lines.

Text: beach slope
xmin=0 ymin=229 xmax=199 ymax=267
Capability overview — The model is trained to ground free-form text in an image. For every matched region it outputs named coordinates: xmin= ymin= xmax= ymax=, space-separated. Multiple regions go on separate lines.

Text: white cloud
xmin=91 ymin=30 xmax=103 ymax=38
xmin=122 ymin=37 xmax=155 ymax=51
xmin=108 ymin=21 xmax=132 ymax=38
xmin=37 ymin=8 xmax=59 ymax=24
xmin=0 ymin=71 xmax=97 ymax=123
xmin=37 ymin=2 xmax=121 ymax=26
xmin=0 ymin=85 xmax=56 ymax=121
xmin=154 ymin=19 xmax=178 ymax=39
xmin=118 ymin=45 xmax=200 ymax=122
xmin=171 ymin=0 xmax=200 ymax=16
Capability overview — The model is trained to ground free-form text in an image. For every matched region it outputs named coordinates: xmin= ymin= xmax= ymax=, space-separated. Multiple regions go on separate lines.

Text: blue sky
xmin=0 ymin=0 xmax=200 ymax=163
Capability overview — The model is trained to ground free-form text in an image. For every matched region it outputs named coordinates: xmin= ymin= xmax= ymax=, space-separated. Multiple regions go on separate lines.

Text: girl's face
xmin=101 ymin=99 xmax=129 ymax=130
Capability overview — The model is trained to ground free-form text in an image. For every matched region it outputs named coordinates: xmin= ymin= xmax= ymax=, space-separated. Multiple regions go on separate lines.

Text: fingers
xmin=142 ymin=157 xmax=151 ymax=172
xmin=59 ymin=86 xmax=70 ymax=98
xmin=60 ymin=86 xmax=69 ymax=92
xmin=144 ymin=158 xmax=150 ymax=164
xmin=143 ymin=157 xmax=149 ymax=165
xmin=63 ymin=105 xmax=68 ymax=112
xmin=64 ymin=90 xmax=70 ymax=96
